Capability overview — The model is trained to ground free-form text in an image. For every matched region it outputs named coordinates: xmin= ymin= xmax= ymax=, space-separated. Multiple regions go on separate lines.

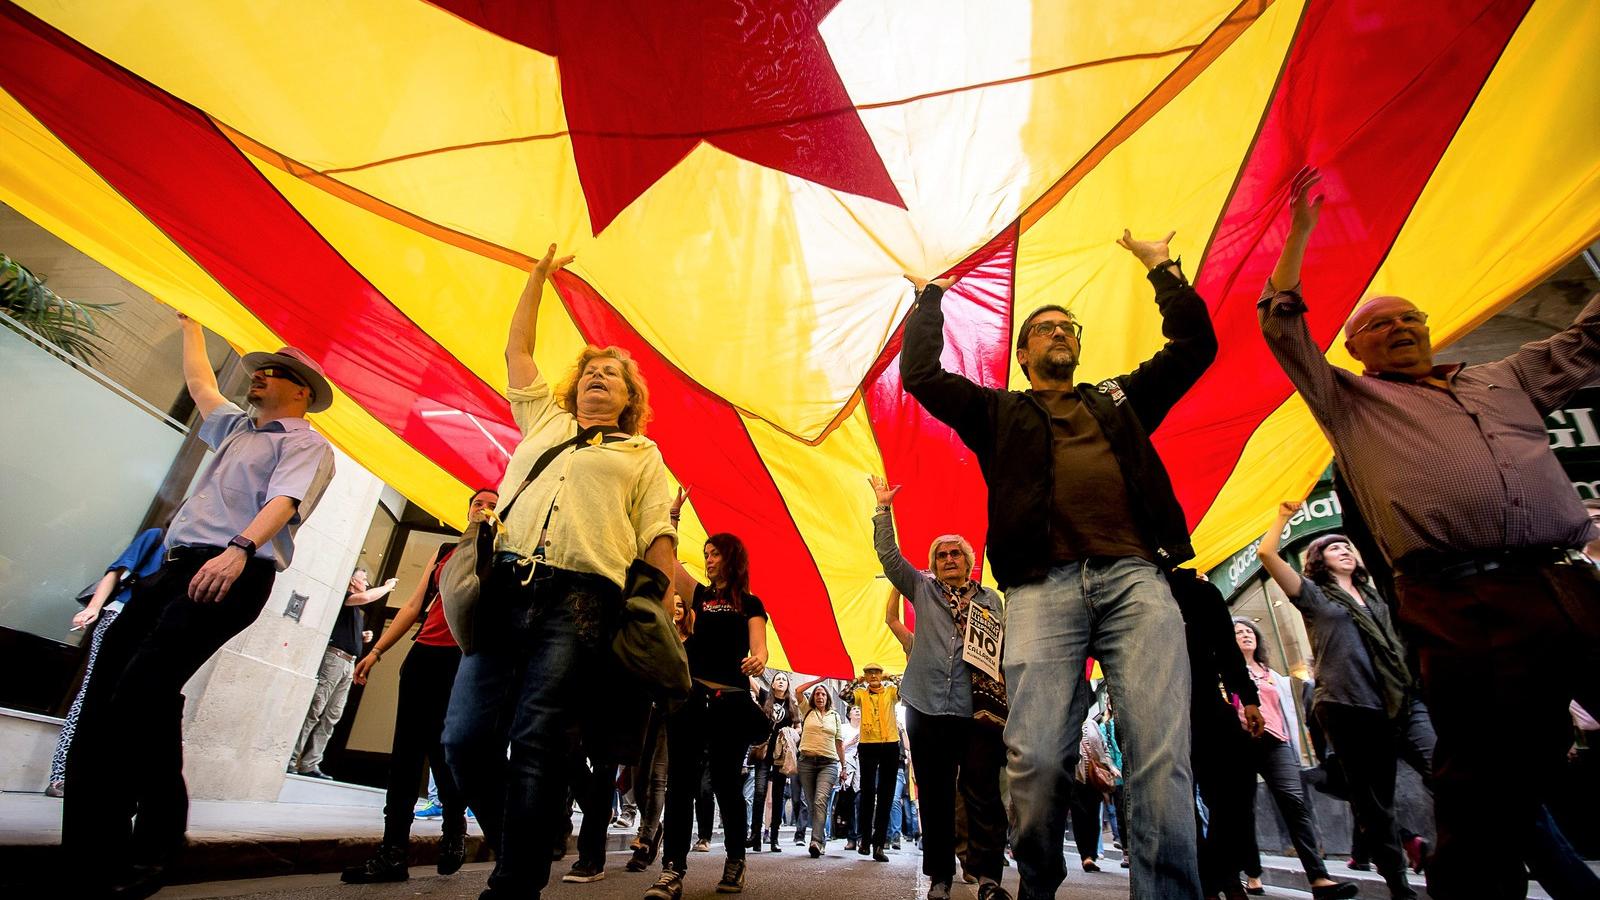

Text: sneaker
xmin=415 ymin=802 xmax=444 ymax=819
xmin=562 ymin=859 xmax=606 ymax=883
xmin=715 ymin=858 xmax=746 ymax=893
xmin=437 ymin=831 xmax=466 ymax=875
xmin=341 ymin=843 xmax=409 ymax=884
xmin=892 ymin=838 xmax=902 ymax=850
xmin=873 ymin=846 xmax=890 ymax=862
xmin=644 ymin=868 xmax=684 ymax=900
xmin=693 ymin=839 xmax=711 ymax=853
xmin=809 ymin=841 xmax=822 ymax=858
xmin=977 ymin=883 xmax=1013 ymax=900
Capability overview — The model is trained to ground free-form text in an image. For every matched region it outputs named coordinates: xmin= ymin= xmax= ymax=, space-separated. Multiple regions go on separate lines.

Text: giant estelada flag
xmin=2 ymin=1 xmax=1596 ymax=675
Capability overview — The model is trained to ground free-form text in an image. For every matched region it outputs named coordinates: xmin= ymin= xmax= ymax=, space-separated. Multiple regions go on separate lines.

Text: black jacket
xmin=901 ymin=267 xmax=1215 ymax=590
xmin=1168 ymin=568 xmax=1259 ymax=730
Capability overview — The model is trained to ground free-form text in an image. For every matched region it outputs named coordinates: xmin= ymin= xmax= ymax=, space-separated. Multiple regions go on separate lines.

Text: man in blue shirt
xmin=871 ymin=476 xmax=1010 ymax=900
xmin=63 ymin=313 xmax=336 ymax=900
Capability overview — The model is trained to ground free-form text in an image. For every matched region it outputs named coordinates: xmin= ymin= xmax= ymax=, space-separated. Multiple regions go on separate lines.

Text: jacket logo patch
xmin=1096 ymin=380 xmax=1126 ymax=406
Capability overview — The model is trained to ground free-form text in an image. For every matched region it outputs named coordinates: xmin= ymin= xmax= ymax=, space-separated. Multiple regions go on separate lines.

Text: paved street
xmin=151 ymin=847 xmax=1145 ymax=900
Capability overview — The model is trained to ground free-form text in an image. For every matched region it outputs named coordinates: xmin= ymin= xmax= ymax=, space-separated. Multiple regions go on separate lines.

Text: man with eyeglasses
xmin=1259 ymin=167 xmax=1600 ymax=900
xmin=903 ymin=227 xmax=1217 ymax=900
xmin=63 ymin=312 xmax=337 ymax=900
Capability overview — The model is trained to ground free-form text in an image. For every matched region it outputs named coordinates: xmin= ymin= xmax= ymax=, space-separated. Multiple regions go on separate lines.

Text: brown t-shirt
xmin=1034 ymin=390 xmax=1151 ymax=563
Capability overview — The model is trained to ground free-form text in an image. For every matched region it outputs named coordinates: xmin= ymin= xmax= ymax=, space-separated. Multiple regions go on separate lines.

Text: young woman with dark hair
xmin=749 ymin=672 xmax=799 ymax=852
xmin=1258 ymin=501 xmax=1432 ymax=900
xmin=1230 ymin=617 xmax=1356 ymax=899
xmin=644 ymin=513 xmax=769 ymax=900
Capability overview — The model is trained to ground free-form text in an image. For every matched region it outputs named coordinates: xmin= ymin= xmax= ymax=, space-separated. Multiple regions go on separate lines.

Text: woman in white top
xmin=441 ymin=245 xmax=678 ymax=899
xmin=797 ymin=684 xmax=846 ymax=857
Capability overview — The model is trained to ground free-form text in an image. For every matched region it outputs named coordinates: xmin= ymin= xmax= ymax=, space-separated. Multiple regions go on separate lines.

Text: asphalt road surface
xmin=152 ymin=845 xmax=1147 ymax=900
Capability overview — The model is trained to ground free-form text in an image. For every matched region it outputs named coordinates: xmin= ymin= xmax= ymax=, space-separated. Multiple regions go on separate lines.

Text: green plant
xmin=0 ymin=253 xmax=117 ymax=363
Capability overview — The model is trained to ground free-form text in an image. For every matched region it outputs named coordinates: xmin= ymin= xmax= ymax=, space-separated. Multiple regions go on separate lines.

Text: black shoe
xmin=872 ymin=846 xmax=889 ymax=862
xmin=749 ymin=838 xmax=763 ymax=853
xmin=1081 ymin=859 xmax=1100 ymax=872
xmin=563 ymin=859 xmax=606 ymax=883
xmin=342 ymin=844 xmax=409 ymax=884
xmin=1346 ymin=859 xmax=1371 ymax=872
xmin=769 ymin=842 xmax=782 ymax=853
xmin=438 ymin=832 xmax=466 ymax=876
xmin=107 ymin=865 xmax=167 ymax=900
xmin=1311 ymin=882 xmax=1360 ymax=900
xmin=644 ymin=868 xmax=684 ymax=900
xmin=977 ymin=883 xmax=1013 ymax=900
xmin=297 ymin=767 xmax=334 ymax=780
xmin=716 ymin=858 xmax=746 ymax=893
xmin=892 ymin=838 xmax=902 ymax=850
xmin=857 ymin=841 xmax=870 ymax=856
xmin=809 ymin=841 xmax=822 ymax=858
xmin=1246 ymin=886 xmax=1266 ymax=897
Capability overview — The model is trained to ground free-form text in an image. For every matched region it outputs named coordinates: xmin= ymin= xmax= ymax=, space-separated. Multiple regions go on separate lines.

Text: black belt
xmin=166 ymin=544 xmax=225 ymax=563
xmin=1396 ymin=547 xmax=1580 ymax=582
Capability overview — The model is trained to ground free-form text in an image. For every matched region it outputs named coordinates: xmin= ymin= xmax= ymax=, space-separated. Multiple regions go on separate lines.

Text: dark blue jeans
xmin=441 ymin=559 xmax=628 ymax=896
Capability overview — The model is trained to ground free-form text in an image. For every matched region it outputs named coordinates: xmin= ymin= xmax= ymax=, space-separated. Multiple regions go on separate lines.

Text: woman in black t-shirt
xmin=750 ymin=672 xmax=799 ymax=852
xmin=645 ymin=530 xmax=769 ymax=900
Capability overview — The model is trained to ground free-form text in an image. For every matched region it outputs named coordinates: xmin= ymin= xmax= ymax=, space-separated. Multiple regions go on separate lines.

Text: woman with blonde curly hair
xmin=442 ymin=244 xmax=678 ymax=899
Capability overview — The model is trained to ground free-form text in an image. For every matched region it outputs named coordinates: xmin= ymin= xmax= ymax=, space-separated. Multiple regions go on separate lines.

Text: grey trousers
xmin=291 ymin=646 xmax=354 ymax=772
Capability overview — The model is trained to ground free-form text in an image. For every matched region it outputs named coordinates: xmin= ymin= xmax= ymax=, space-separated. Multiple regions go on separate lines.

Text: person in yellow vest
xmin=851 ymin=663 xmax=901 ymax=862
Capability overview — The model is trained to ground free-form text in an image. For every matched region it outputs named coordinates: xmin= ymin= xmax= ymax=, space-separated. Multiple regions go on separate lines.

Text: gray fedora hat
xmin=240 ymin=347 xmax=333 ymax=413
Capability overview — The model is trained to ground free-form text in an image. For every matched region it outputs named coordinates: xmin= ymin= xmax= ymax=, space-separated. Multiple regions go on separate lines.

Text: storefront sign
xmin=1207 ymin=485 xmax=1343 ymax=599
xmin=1547 ymin=386 xmax=1600 ymax=500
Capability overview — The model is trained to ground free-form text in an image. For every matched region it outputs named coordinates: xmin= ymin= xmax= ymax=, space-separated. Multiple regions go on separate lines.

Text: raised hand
xmin=1116 ymin=229 xmax=1177 ymax=270
xmin=671 ymin=485 xmax=691 ymax=518
xmin=1289 ymin=166 xmax=1324 ymax=235
xmin=904 ymin=273 xmax=956 ymax=293
xmin=868 ymin=474 xmax=902 ymax=506
xmin=1277 ymin=500 xmax=1304 ymax=520
xmin=533 ymin=243 xmax=575 ymax=279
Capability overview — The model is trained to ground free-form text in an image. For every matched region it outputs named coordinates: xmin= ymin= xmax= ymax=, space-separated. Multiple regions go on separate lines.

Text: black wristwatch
xmin=228 ymin=535 xmax=257 ymax=557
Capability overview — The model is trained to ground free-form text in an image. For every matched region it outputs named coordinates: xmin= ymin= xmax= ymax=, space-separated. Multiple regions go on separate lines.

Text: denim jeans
xmin=440 ymin=561 xmax=625 ymax=897
xmin=796 ymin=754 xmax=839 ymax=846
xmin=1002 ymin=557 xmax=1199 ymax=899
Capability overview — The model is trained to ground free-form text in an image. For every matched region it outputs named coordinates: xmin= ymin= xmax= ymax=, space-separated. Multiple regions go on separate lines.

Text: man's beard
xmin=1035 ymin=347 xmax=1076 ymax=381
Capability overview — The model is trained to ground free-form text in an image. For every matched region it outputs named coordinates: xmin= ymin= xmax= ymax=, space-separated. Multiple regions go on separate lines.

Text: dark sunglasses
xmin=254 ymin=365 xmax=306 ymax=387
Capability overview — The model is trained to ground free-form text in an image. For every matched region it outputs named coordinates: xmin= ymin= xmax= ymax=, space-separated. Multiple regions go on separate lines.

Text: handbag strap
xmin=498 ymin=424 xmax=621 ymax=521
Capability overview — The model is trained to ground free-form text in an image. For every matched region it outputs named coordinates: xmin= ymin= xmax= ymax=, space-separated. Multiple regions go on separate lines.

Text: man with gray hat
xmin=63 ymin=313 xmax=336 ymax=900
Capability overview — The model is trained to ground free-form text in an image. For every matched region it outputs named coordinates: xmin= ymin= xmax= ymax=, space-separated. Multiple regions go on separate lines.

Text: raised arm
xmin=900 ymin=276 xmax=996 ymax=451
xmin=1258 ymin=168 xmax=1343 ymax=417
xmin=1256 ymin=501 xmax=1306 ymax=600
xmin=884 ymin=589 xmax=913 ymax=655
xmin=1114 ymin=230 xmax=1219 ymax=431
xmin=347 ymin=577 xmax=399 ymax=606
xmin=506 ymin=244 xmax=574 ymax=390
xmin=667 ymin=486 xmax=703 ymax=603
xmin=354 ymin=549 xmax=438 ymax=684
xmin=869 ymin=476 xmax=921 ymax=596
xmin=176 ymin=313 xmax=229 ymax=418
xmin=1477 ymin=292 xmax=1600 ymax=414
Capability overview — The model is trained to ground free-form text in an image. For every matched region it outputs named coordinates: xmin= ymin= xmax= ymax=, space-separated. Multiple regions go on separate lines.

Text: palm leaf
xmin=0 ymin=254 xmax=118 ymax=364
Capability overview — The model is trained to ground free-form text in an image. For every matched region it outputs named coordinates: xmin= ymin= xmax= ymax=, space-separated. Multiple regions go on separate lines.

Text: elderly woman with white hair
xmin=870 ymin=475 xmax=1013 ymax=900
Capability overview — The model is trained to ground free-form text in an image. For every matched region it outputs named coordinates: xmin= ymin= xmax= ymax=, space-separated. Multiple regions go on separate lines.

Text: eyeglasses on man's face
xmin=1350 ymin=309 xmax=1429 ymax=339
xmin=1027 ymin=317 xmax=1083 ymax=340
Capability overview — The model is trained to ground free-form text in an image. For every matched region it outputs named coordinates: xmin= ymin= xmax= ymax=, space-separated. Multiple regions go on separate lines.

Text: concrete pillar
xmin=178 ymin=444 xmax=383 ymax=801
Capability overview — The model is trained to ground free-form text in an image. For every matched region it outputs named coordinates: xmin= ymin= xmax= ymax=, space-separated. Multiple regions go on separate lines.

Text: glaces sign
xmin=1208 ymin=487 xmax=1343 ymax=599
xmin=1547 ymin=386 xmax=1600 ymax=500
